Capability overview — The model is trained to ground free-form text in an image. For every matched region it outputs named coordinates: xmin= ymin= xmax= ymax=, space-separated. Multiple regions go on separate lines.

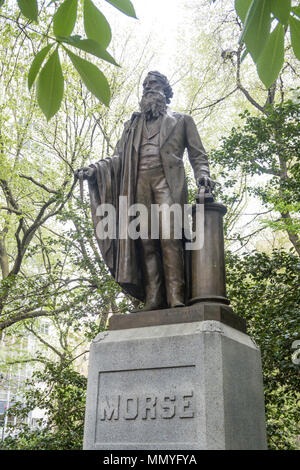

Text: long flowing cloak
xmin=88 ymin=113 xmax=145 ymax=301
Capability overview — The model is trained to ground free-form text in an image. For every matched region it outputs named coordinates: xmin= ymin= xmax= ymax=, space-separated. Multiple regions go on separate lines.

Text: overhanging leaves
xmin=53 ymin=0 xmax=78 ymax=37
xmin=289 ymin=16 xmax=300 ymax=61
xmin=105 ymin=0 xmax=136 ymax=18
xmin=65 ymin=48 xmax=110 ymax=106
xmin=84 ymin=0 xmax=111 ymax=48
xmin=239 ymin=0 xmax=272 ymax=61
xmin=10 ymin=0 xmax=138 ymax=119
xmin=291 ymin=6 xmax=300 ymax=19
xmin=36 ymin=48 xmax=64 ymax=121
xmin=270 ymin=0 xmax=291 ymax=25
xmin=235 ymin=0 xmax=252 ymax=23
xmin=17 ymin=0 xmax=38 ymax=22
xmin=28 ymin=44 xmax=55 ymax=90
xmin=234 ymin=0 xmax=299 ymax=90
xmin=257 ymin=23 xmax=284 ymax=89
xmin=58 ymin=36 xmax=118 ymax=66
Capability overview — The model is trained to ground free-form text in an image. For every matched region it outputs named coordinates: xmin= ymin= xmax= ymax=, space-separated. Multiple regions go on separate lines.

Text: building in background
xmin=0 ymin=322 xmax=49 ymax=440
xmin=0 ymin=319 xmax=89 ymax=441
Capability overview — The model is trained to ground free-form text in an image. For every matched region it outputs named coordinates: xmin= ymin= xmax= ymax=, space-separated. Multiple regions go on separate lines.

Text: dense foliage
xmin=0 ymin=363 xmax=87 ymax=450
xmin=212 ymin=99 xmax=300 ymax=255
xmin=227 ymin=249 xmax=300 ymax=449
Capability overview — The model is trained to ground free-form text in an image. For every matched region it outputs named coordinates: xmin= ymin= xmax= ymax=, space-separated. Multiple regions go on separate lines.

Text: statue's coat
xmin=88 ymin=108 xmax=210 ymax=301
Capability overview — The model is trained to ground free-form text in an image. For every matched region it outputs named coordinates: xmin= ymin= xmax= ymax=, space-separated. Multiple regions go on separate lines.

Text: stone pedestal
xmin=83 ymin=311 xmax=267 ymax=450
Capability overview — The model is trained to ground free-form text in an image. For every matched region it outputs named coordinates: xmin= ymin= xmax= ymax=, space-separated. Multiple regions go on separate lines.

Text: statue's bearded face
xmin=140 ymin=91 xmax=167 ymax=121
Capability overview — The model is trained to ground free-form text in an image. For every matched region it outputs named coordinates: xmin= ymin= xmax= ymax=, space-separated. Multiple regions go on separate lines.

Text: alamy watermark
xmin=95 ymin=196 xmax=204 ymax=250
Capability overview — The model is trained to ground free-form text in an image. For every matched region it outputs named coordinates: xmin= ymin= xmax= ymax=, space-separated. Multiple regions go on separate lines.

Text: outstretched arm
xmin=74 ymin=130 xmax=124 ymax=182
xmin=74 ymin=114 xmax=136 ymax=183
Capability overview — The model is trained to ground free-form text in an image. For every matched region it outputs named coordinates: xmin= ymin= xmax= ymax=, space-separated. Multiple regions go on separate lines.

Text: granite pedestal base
xmin=84 ymin=314 xmax=266 ymax=450
xmin=83 ymin=314 xmax=267 ymax=450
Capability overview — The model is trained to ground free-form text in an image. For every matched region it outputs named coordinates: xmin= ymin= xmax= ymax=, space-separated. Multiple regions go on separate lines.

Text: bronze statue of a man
xmin=76 ymin=71 xmax=214 ymax=311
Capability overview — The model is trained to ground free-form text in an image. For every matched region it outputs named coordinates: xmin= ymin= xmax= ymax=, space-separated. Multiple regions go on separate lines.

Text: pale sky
xmin=136 ymin=0 xmax=185 ymax=78
xmin=106 ymin=0 xmax=188 ymax=78
xmin=134 ymin=0 xmax=184 ymax=58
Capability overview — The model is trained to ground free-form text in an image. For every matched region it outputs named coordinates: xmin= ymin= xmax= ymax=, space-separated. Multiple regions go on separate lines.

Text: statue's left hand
xmin=197 ymin=175 xmax=216 ymax=191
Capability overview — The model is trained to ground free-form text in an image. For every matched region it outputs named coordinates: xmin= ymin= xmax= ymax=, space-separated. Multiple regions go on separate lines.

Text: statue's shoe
xmin=170 ymin=302 xmax=185 ymax=308
xmin=130 ymin=302 xmax=185 ymax=313
xmin=130 ymin=303 xmax=165 ymax=313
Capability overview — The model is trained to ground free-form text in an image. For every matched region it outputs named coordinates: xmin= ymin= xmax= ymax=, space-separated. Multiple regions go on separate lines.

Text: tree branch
xmin=236 ymin=47 xmax=266 ymax=114
xmin=0 ymin=303 xmax=76 ymax=332
xmin=190 ymin=87 xmax=239 ymax=113
xmin=24 ymin=324 xmax=64 ymax=359
xmin=19 ymin=174 xmax=58 ymax=194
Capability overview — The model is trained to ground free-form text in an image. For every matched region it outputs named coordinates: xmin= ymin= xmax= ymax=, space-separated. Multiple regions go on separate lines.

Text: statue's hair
xmin=144 ymin=71 xmax=173 ymax=104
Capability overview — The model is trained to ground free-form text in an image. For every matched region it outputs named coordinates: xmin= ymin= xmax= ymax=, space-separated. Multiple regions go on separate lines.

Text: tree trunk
xmin=281 ymin=211 xmax=300 ymax=256
xmin=0 ymin=237 xmax=9 ymax=279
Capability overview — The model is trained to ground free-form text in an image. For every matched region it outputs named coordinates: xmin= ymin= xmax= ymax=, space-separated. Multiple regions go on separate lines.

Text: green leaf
xmin=53 ymin=0 xmax=78 ymax=37
xmin=84 ymin=0 xmax=111 ymax=48
xmin=36 ymin=48 xmax=64 ymax=121
xmin=65 ymin=47 xmax=110 ymax=106
xmin=270 ymin=0 xmax=291 ymax=25
xmin=105 ymin=0 xmax=137 ymax=18
xmin=291 ymin=6 xmax=300 ymax=19
xmin=289 ymin=16 xmax=300 ymax=60
xmin=17 ymin=0 xmax=38 ymax=22
xmin=235 ymin=0 xmax=252 ymax=23
xmin=240 ymin=0 xmax=272 ymax=61
xmin=0 ymin=0 xmax=5 ymax=7
xmin=58 ymin=36 xmax=118 ymax=65
xmin=257 ymin=23 xmax=284 ymax=89
xmin=28 ymin=43 xmax=55 ymax=90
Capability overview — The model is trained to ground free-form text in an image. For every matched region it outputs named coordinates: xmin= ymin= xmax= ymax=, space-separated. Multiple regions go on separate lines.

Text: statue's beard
xmin=140 ymin=92 xmax=167 ymax=120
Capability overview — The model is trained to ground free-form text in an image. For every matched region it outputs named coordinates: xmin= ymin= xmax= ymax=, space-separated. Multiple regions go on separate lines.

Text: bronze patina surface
xmin=75 ymin=71 xmax=215 ymax=311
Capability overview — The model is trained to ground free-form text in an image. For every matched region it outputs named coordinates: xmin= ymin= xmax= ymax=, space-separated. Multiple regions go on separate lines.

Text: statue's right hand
xmin=74 ymin=166 xmax=96 ymax=181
